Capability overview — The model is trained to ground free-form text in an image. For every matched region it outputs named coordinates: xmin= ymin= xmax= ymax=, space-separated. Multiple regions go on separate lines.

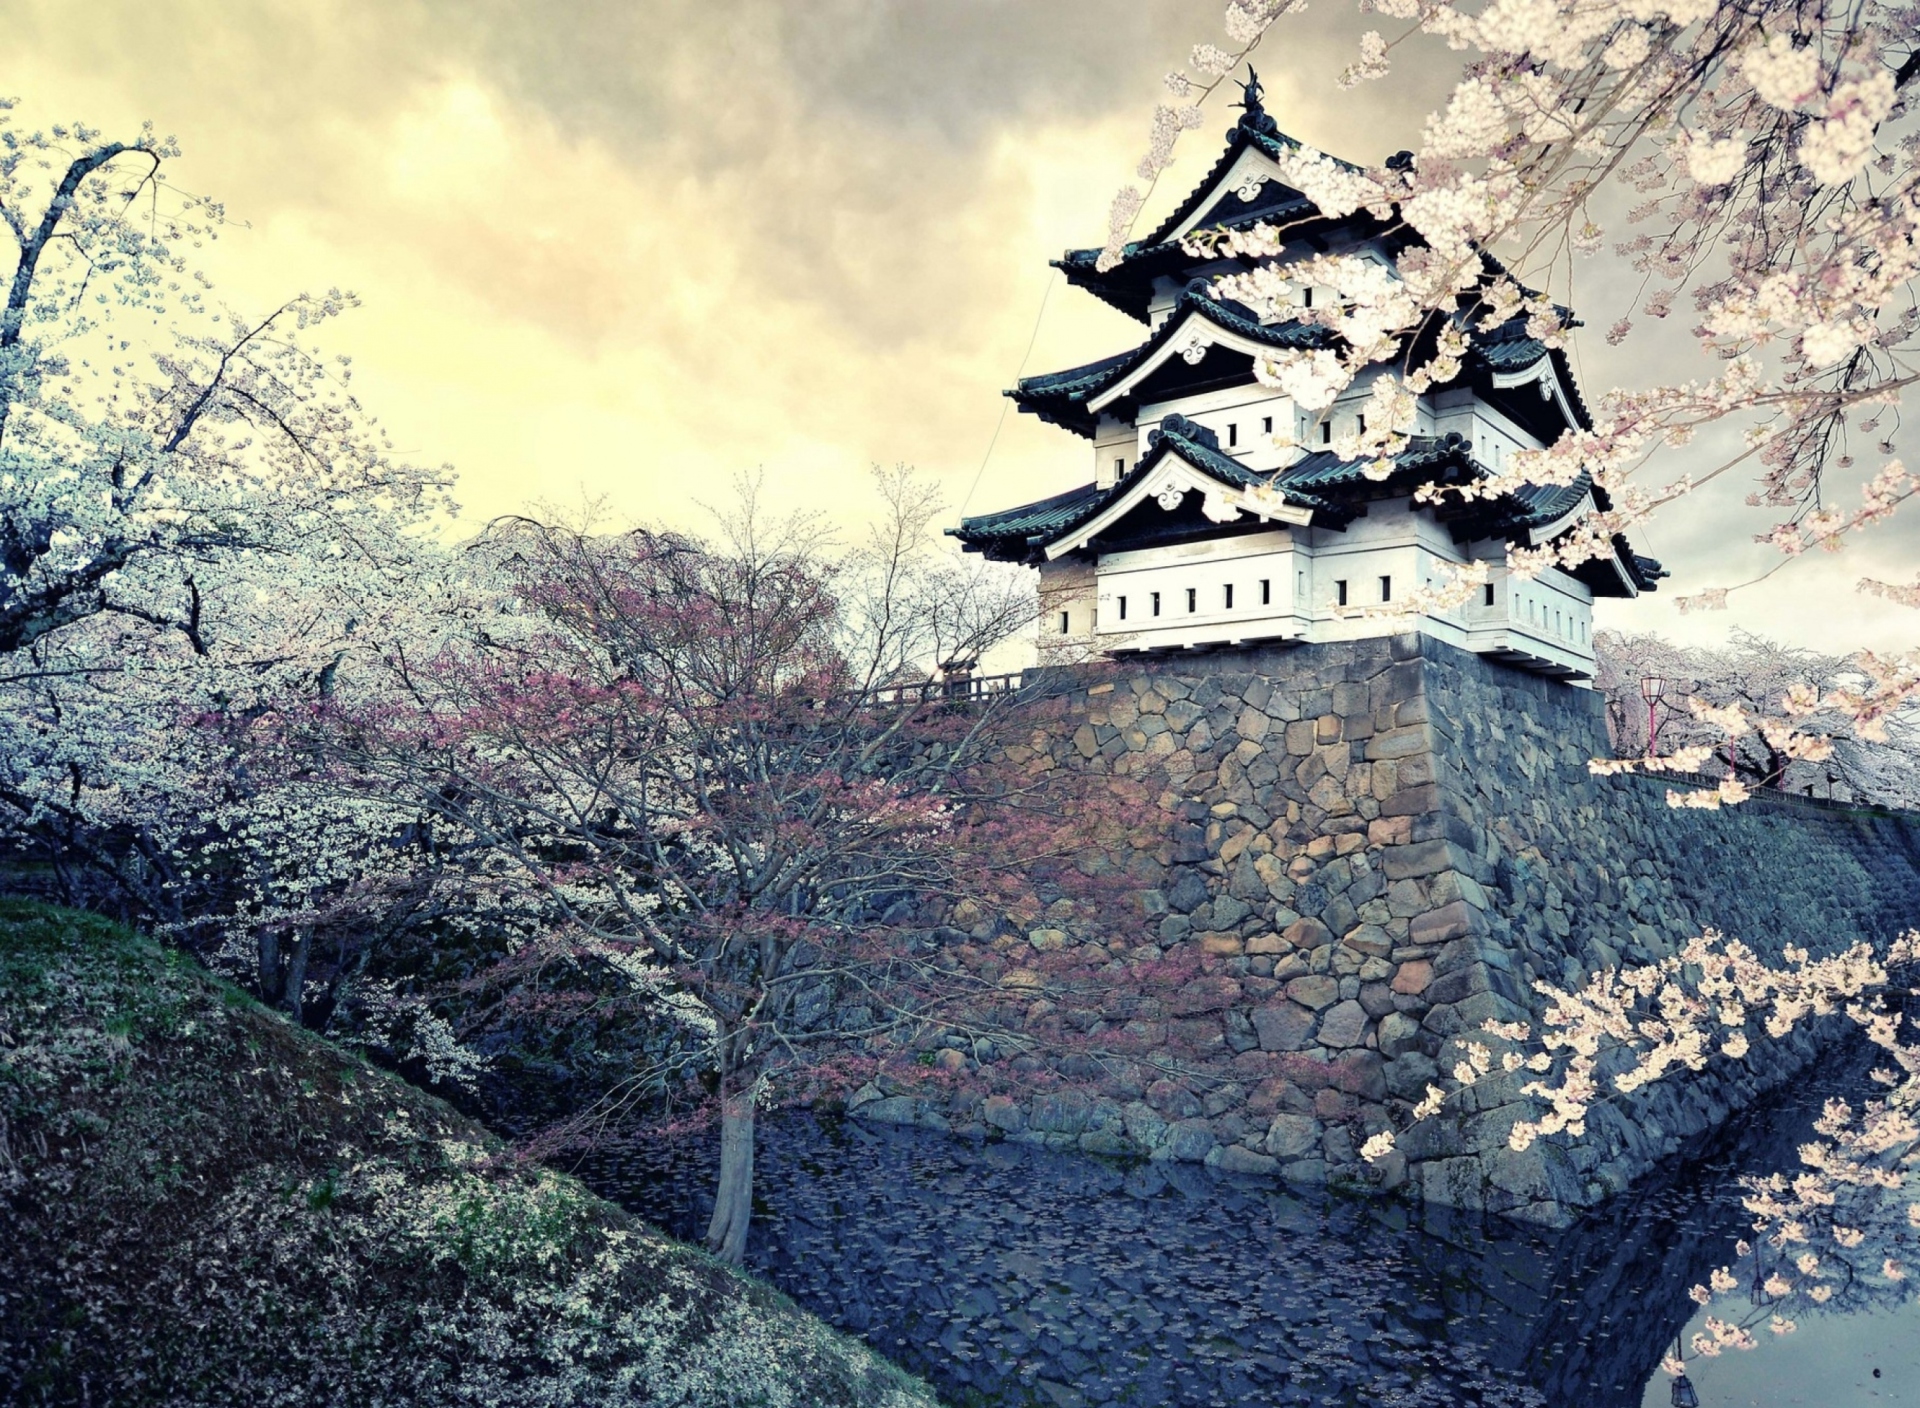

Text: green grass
xmin=0 ymin=900 xmax=937 ymax=1408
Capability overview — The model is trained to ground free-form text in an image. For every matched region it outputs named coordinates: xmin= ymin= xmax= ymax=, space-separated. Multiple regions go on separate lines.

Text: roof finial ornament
xmin=1232 ymin=67 xmax=1278 ymax=137
xmin=1237 ymin=67 xmax=1266 ymax=115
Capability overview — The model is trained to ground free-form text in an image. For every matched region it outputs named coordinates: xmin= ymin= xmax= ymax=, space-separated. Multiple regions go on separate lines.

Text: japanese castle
xmin=951 ymin=78 xmax=1663 ymax=681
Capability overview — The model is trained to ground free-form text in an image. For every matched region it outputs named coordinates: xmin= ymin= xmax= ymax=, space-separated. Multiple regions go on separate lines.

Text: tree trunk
xmin=704 ymin=1079 xmax=757 ymax=1264
xmin=257 ymin=927 xmax=282 ymax=1006
xmin=283 ymin=929 xmax=313 ymax=1026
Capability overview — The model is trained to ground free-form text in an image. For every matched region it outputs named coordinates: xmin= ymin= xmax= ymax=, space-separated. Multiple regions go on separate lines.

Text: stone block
xmin=1252 ymin=1002 xmax=1316 ymax=1052
xmin=854 ymin=1095 xmax=920 ymax=1125
xmin=1341 ymin=923 xmax=1393 ymax=957
xmin=1326 ymin=1051 xmax=1387 ymax=1100
xmin=1122 ymin=1101 xmax=1168 ymax=1150
xmin=1419 ymin=1156 xmax=1484 ymax=1208
xmin=1079 ymin=1128 xmax=1133 ymax=1157
xmin=1144 ymin=1078 xmax=1202 ymax=1118
xmin=1366 ymin=726 xmax=1430 ymax=761
xmin=1378 ymin=1010 xmax=1424 ymax=1056
xmin=1424 ymin=963 xmax=1493 ymax=1008
xmin=1391 ymin=959 xmax=1434 ymax=995
xmin=1159 ymin=1118 xmax=1216 ymax=1163
xmin=1171 ymin=975 xmax=1243 ymax=1014
xmin=1030 ymin=1090 xmax=1091 ymax=1135
xmin=1317 ymin=998 xmax=1370 ymax=1048
xmin=983 ymin=1094 xmax=1024 ymax=1132
xmin=1410 ymin=900 xmax=1485 ymax=947
xmin=1246 ymin=932 xmax=1287 ymax=955
xmin=1264 ymin=1112 xmax=1321 ymax=1159
xmin=1028 ymin=927 xmax=1068 ymax=952
xmin=1207 ymin=1143 xmax=1280 ymax=1176
xmin=1381 ymin=783 xmax=1440 ymax=817
xmin=1358 ymin=981 xmax=1398 ymax=1017
xmin=1210 ymin=895 xmax=1251 ymax=928
xmin=1167 ymin=870 xmax=1209 ymax=913
xmin=1283 ymin=916 xmax=1333 ymax=949
xmin=1368 ymin=815 xmax=1413 ymax=846
xmin=1286 ymin=974 xmax=1340 ymax=1010
xmin=1381 ymin=840 xmax=1459 ymax=880
xmin=1384 ymin=1051 xmax=1440 ymax=1100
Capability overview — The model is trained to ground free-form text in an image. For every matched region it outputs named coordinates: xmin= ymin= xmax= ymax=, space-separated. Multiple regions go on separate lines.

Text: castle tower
xmin=951 ymin=77 xmax=1663 ymax=682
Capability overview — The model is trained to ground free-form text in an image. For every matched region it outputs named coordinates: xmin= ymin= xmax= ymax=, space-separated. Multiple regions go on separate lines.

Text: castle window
xmin=1379 ymin=575 xmax=1392 ymax=602
xmin=1228 ymin=423 xmax=1239 ymax=448
xmin=1059 ymin=611 xmax=1070 ymax=635
xmin=1303 ymin=287 xmax=1314 ymax=308
xmin=1335 ymin=579 xmax=1348 ymax=607
xmin=1186 ymin=587 xmax=1198 ymax=613
xmin=1484 ymin=583 xmax=1495 ymax=607
xmin=1152 ymin=591 xmax=1162 ymax=617
xmin=1224 ymin=583 xmax=1235 ymax=609
xmin=1260 ymin=578 xmax=1271 ymax=605
xmin=1357 ymin=414 xmax=1367 ymax=434
xmin=1118 ymin=595 xmax=1128 ymax=621
xmin=1262 ymin=416 xmax=1273 ymax=434
xmin=1320 ymin=421 xmax=1332 ymax=445
xmin=1114 ymin=456 xmax=1126 ymax=478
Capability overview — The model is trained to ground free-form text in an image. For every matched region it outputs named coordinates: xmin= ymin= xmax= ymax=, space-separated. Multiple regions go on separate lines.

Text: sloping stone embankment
xmin=854 ymin=635 xmax=1920 ymax=1225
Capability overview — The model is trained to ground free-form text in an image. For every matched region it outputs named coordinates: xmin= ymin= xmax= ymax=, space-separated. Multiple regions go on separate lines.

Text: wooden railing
xmin=856 ymin=671 xmax=1029 ymax=709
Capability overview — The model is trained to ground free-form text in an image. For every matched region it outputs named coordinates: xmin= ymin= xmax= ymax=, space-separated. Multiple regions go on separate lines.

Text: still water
xmin=579 ymin=1047 xmax=1916 ymax=1408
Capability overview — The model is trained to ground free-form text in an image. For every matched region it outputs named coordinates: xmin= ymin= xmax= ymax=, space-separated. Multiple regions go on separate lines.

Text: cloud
xmin=5 ymin=0 xmax=1911 ymax=655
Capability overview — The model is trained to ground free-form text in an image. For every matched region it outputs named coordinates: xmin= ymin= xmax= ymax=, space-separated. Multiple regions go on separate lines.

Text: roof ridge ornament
xmin=1234 ymin=67 xmax=1279 ymax=138
xmin=1149 ymin=413 xmax=1222 ymax=451
xmin=1235 ymin=67 xmax=1265 ymax=115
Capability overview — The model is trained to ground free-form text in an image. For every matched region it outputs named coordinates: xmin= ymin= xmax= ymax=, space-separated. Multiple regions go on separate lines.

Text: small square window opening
xmin=1186 ymin=587 xmax=1198 ymax=613
xmin=1379 ymin=575 xmax=1392 ymax=603
xmin=1335 ymin=579 xmax=1348 ymax=607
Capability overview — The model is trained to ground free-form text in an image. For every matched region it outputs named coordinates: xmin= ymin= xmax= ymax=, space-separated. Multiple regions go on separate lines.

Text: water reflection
xmin=579 ymin=1045 xmax=1890 ymax=1408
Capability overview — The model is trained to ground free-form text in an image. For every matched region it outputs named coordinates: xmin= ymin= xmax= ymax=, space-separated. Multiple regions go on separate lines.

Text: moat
xmin=580 ymin=1041 xmax=1917 ymax=1408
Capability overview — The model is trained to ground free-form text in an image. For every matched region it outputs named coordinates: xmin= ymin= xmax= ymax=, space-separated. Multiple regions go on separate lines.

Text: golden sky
xmin=9 ymin=0 xmax=1916 ymax=652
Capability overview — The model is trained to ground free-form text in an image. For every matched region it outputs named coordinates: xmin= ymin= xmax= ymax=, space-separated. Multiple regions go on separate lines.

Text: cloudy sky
xmin=10 ymin=0 xmax=1915 ymax=653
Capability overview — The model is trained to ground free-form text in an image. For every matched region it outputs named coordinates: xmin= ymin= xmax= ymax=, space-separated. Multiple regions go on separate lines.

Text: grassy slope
xmin=0 ymin=901 xmax=935 ymax=1408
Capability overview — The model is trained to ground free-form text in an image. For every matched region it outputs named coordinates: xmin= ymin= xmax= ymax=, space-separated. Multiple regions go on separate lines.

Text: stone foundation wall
xmin=852 ymin=634 xmax=1920 ymax=1224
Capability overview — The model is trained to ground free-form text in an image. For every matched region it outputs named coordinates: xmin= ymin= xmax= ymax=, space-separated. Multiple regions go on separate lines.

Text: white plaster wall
xmin=1036 ymin=558 xmax=1098 ymax=664
xmin=1136 ymin=387 xmax=1294 ymax=472
xmin=1093 ymin=416 xmax=1135 ymax=489
xmin=1094 ymin=530 xmax=1303 ymax=649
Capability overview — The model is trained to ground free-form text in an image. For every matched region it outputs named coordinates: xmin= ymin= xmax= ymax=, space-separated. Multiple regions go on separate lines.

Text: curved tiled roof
xmin=950 ymin=416 xmax=1335 ymax=563
xmin=1010 ymin=290 xmax=1332 ymax=437
xmin=951 ymin=423 xmax=1664 ymax=594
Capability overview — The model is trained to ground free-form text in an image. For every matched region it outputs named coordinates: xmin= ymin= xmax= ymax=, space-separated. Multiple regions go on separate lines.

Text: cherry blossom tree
xmin=1595 ymin=628 xmax=1920 ymax=805
xmin=291 ymin=476 xmax=1151 ymax=1263
xmin=0 ymin=104 xmax=460 ymax=1017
